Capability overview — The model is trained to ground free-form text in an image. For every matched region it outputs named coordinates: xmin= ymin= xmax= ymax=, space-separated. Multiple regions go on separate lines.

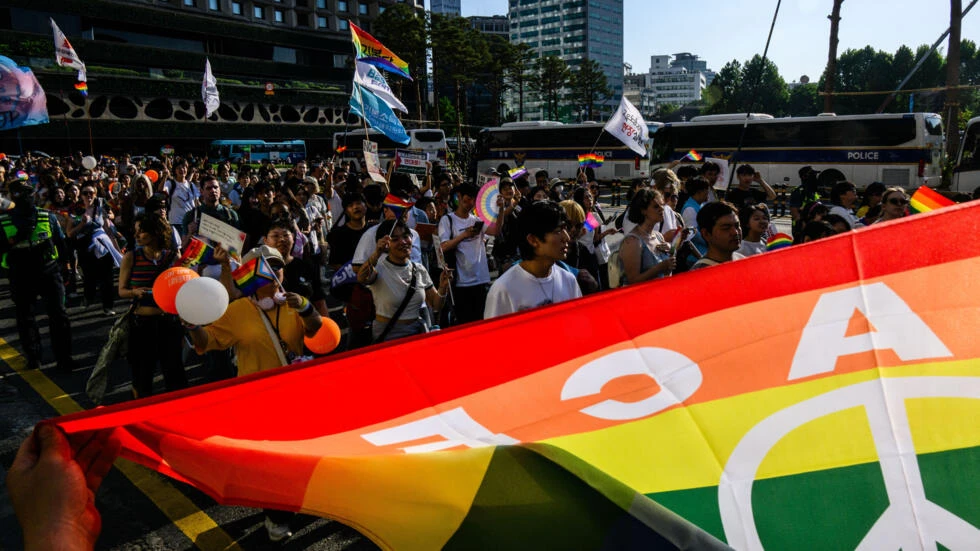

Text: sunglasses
xmin=887 ymin=197 xmax=909 ymax=206
xmin=81 ymin=190 xmax=96 ymax=196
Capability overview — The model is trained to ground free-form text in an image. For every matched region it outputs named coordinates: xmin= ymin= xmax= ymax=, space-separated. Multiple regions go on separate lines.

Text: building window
xmin=338 ymin=0 xmax=348 ymax=11
xmin=183 ymin=0 xmax=196 ymax=6
xmin=358 ymin=3 xmax=368 ymax=14
xmin=232 ymin=1 xmax=242 ymax=13
xmin=316 ymin=0 xmax=326 ymax=7
xmin=208 ymin=0 xmax=218 ymax=9
xmin=274 ymin=9 xmax=284 ymax=21
xmin=254 ymin=5 xmax=264 ymax=18
xmin=379 ymin=5 xmax=385 ymax=13
xmin=338 ymin=18 xmax=349 ymax=30
xmin=334 ymin=54 xmax=350 ymax=68
xmin=318 ymin=15 xmax=327 ymax=27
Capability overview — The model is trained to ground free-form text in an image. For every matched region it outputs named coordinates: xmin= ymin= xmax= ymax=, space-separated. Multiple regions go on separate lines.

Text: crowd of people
xmin=0 ymin=148 xmax=965 ymax=544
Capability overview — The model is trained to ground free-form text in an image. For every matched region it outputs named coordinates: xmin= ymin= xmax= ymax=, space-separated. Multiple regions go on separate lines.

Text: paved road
xmin=0 ymin=281 xmax=378 ymax=550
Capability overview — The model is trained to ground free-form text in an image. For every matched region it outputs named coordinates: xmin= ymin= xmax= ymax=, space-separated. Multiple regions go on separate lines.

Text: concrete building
xmin=638 ymin=53 xmax=711 ymax=111
xmin=469 ymin=15 xmax=509 ymax=37
xmin=0 ymin=0 xmax=423 ymax=153
xmin=430 ymin=0 xmax=461 ymax=16
xmin=507 ymin=0 xmax=623 ymax=121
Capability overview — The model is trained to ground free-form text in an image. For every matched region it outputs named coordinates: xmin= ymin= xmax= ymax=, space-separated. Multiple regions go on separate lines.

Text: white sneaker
xmin=264 ymin=516 xmax=292 ymax=542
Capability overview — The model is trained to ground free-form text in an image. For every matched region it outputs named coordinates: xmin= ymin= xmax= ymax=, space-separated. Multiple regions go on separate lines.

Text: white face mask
xmin=255 ymin=297 xmax=276 ymax=311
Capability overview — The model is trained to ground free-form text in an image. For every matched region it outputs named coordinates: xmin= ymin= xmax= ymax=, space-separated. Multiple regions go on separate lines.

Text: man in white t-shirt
xmin=486 ymin=201 xmax=581 ymax=318
xmin=167 ymin=162 xmax=197 ymax=236
xmin=438 ymin=182 xmax=490 ymax=325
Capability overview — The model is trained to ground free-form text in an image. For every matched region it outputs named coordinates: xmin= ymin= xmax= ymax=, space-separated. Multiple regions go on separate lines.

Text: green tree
xmin=741 ymin=55 xmax=790 ymax=115
xmin=568 ymin=59 xmax=612 ymax=121
xmin=705 ymin=60 xmax=743 ymax=114
xmin=530 ymin=55 xmax=570 ymax=120
xmin=430 ymin=14 xmax=485 ymax=134
xmin=788 ymin=83 xmax=820 ymax=116
xmin=477 ymin=35 xmax=517 ymax=127
xmin=505 ymin=43 xmax=536 ymax=121
xmin=373 ymin=4 xmax=429 ymax=122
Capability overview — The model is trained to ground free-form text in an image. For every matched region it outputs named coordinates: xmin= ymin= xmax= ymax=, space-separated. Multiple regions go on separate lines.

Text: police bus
xmin=208 ymin=140 xmax=307 ymax=164
xmin=473 ymin=121 xmax=658 ymax=182
xmin=649 ymin=113 xmax=944 ymax=189
xmin=332 ymin=128 xmax=448 ymax=164
xmin=951 ymin=116 xmax=980 ymax=194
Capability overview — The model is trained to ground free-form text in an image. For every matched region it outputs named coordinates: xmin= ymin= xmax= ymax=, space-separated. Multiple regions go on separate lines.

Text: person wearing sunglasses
xmin=874 ymin=187 xmax=909 ymax=224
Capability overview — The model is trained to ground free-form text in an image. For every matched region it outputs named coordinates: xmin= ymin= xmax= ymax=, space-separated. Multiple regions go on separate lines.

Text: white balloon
xmin=175 ymin=277 xmax=229 ymax=326
xmin=81 ymin=155 xmax=97 ymax=170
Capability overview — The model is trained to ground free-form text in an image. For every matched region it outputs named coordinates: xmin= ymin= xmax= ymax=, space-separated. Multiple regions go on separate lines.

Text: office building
xmin=430 ymin=0 xmax=461 ymax=16
xmin=0 ymin=0 xmax=423 ymax=153
xmin=469 ymin=15 xmax=509 ymax=37
xmin=507 ymin=0 xmax=623 ymax=121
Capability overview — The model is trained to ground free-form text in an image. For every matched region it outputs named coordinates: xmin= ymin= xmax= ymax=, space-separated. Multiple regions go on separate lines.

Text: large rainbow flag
xmin=53 ymin=204 xmax=980 ymax=550
xmin=350 ymin=22 xmax=411 ymax=80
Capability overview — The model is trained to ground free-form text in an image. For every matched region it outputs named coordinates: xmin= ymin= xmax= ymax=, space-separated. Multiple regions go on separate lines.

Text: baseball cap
xmin=242 ymin=244 xmax=285 ymax=269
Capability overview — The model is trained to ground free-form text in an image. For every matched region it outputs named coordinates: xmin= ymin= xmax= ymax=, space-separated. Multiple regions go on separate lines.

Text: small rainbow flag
xmin=179 ymin=237 xmax=216 ymax=267
xmin=14 ymin=170 xmax=29 ymax=181
xmin=766 ymin=232 xmax=793 ymax=251
xmin=350 ymin=22 xmax=411 ymax=80
xmin=336 ymin=145 xmax=348 ymax=154
xmin=584 ymin=212 xmax=601 ymax=232
xmin=383 ymin=193 xmax=414 ymax=217
xmin=908 ymin=185 xmax=954 ymax=214
xmin=508 ymin=166 xmax=528 ymax=179
xmin=233 ymin=256 xmax=276 ymax=296
xmin=578 ymin=153 xmax=605 ymax=168
xmin=684 ymin=150 xmax=702 ymax=162
xmin=74 ymin=81 xmax=88 ymax=97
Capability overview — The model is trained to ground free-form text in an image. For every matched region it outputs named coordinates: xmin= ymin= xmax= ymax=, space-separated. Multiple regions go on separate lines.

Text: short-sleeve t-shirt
xmin=437 ymin=212 xmax=490 ymax=287
xmin=327 ymin=223 xmax=369 ymax=266
xmin=484 ymin=264 xmax=582 ymax=319
xmin=366 ymin=258 xmax=434 ymax=321
xmin=203 ymin=298 xmax=306 ymax=376
xmin=725 ymin=188 xmax=768 ymax=210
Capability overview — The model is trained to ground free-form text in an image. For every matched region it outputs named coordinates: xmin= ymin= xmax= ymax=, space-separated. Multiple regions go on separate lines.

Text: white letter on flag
xmin=354 ymin=60 xmax=407 ymax=114
xmin=603 ymin=96 xmax=649 ymax=157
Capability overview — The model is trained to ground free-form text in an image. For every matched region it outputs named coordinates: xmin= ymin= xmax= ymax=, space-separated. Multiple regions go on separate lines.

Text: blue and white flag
xmin=349 ymin=82 xmax=410 ymax=145
xmin=354 ymin=60 xmax=407 ymax=113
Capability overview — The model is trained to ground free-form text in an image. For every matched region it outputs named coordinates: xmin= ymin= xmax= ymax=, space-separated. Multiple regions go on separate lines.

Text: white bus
xmin=473 ymin=121 xmax=659 ymax=182
xmin=649 ymin=112 xmax=944 ymax=189
xmin=332 ymin=128 xmax=447 ymax=164
xmin=951 ymin=116 xmax=980 ymax=194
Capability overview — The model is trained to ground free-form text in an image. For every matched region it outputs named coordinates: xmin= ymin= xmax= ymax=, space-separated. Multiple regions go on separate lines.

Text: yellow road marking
xmin=0 ymin=338 xmax=243 ymax=550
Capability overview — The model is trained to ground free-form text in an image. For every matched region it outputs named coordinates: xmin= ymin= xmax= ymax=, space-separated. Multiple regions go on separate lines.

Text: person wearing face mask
xmin=186 ymin=244 xmax=322 ymax=377
xmin=0 ymin=176 xmax=76 ymax=371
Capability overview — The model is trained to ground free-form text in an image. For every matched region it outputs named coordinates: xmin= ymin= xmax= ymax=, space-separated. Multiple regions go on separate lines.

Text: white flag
xmin=353 ymin=60 xmax=408 ymax=114
xmin=603 ymin=96 xmax=649 ymax=157
xmin=202 ymin=58 xmax=220 ymax=118
xmin=50 ymin=18 xmax=86 ymax=81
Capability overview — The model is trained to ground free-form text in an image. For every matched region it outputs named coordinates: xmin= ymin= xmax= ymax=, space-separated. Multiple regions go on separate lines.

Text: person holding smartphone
xmin=438 ymin=182 xmax=490 ymax=325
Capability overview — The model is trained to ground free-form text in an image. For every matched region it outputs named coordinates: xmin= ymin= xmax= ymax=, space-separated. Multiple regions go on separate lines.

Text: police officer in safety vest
xmin=0 ymin=177 xmax=75 ymax=371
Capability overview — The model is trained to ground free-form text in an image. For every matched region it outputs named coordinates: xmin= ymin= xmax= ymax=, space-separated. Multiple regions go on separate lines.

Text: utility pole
xmin=946 ymin=0 xmax=963 ymax=160
xmin=823 ymin=0 xmax=844 ymax=114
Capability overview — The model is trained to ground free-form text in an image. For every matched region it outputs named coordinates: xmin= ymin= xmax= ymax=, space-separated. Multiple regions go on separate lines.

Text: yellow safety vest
xmin=0 ymin=208 xmax=59 ymax=269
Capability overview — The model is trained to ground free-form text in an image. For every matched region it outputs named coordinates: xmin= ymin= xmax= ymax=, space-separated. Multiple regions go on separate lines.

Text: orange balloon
xmin=152 ymin=267 xmax=199 ymax=314
xmin=304 ymin=318 xmax=342 ymax=354
xmin=145 ymin=169 xmax=159 ymax=184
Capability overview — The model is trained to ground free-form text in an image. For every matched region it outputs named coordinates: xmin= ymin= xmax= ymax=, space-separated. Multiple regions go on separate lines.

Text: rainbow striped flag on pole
xmin=232 ymin=255 xmax=276 ymax=296
xmin=383 ymin=193 xmax=414 ymax=218
xmin=578 ymin=153 xmax=605 ymax=168
xmin=684 ymin=150 xmax=703 ymax=161
xmin=349 ymin=22 xmax=411 ymax=80
xmin=179 ymin=237 xmax=216 ymax=267
xmin=53 ymin=202 xmax=980 ymax=550
xmin=909 ymin=185 xmax=955 ymax=214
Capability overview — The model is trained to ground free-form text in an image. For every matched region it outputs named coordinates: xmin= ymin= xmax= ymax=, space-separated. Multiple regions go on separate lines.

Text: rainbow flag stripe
xmin=383 ymin=193 xmax=414 ymax=218
xmin=54 ymin=203 xmax=980 ymax=550
xmin=350 ymin=22 xmax=411 ymax=80
xmin=74 ymin=81 xmax=88 ymax=96
xmin=578 ymin=153 xmax=605 ymax=168
xmin=766 ymin=232 xmax=793 ymax=251
xmin=179 ymin=237 xmax=216 ymax=267
xmin=232 ymin=256 xmax=276 ymax=296
xmin=909 ymin=185 xmax=954 ymax=214
xmin=684 ymin=150 xmax=703 ymax=161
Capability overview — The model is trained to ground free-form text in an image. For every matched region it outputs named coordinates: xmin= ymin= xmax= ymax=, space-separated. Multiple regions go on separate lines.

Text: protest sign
xmin=432 ymin=233 xmax=447 ymax=269
xmin=394 ymin=149 xmax=428 ymax=175
xmin=705 ymin=157 xmax=731 ymax=191
xmin=362 ymin=140 xmax=386 ymax=183
xmin=198 ymin=213 xmax=246 ymax=260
